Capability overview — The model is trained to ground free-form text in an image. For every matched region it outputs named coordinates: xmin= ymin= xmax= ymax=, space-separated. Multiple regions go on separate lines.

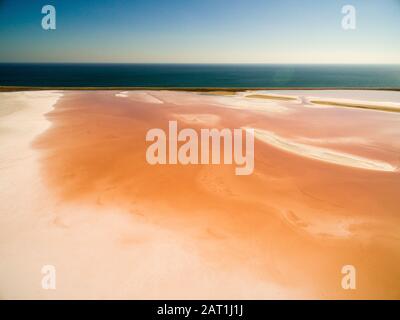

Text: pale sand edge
xmin=247 ymin=127 xmax=397 ymax=172
xmin=310 ymin=99 xmax=400 ymax=113
xmin=245 ymin=94 xmax=299 ymax=101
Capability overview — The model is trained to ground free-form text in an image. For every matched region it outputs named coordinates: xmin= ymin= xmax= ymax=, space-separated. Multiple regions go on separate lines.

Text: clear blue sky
xmin=0 ymin=0 xmax=399 ymax=63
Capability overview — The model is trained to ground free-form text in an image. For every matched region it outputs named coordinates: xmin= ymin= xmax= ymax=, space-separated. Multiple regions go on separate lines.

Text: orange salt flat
xmin=32 ymin=90 xmax=400 ymax=299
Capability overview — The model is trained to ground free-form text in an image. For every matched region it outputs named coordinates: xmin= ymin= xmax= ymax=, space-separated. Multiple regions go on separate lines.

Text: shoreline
xmin=251 ymin=128 xmax=397 ymax=172
xmin=1 ymin=86 xmax=400 ymax=92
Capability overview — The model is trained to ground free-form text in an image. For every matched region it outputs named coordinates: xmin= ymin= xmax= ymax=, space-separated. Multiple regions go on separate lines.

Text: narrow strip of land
xmin=310 ymin=99 xmax=400 ymax=113
xmin=246 ymin=94 xmax=297 ymax=101
xmin=1 ymin=86 xmax=400 ymax=92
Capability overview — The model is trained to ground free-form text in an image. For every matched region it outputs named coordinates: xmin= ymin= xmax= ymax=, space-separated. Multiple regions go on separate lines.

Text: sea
xmin=1 ymin=63 xmax=400 ymax=88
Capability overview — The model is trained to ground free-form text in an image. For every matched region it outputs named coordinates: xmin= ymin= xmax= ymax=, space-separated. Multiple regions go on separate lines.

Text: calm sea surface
xmin=1 ymin=64 xmax=400 ymax=88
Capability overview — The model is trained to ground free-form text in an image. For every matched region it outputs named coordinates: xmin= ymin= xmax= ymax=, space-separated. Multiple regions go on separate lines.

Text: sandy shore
xmin=310 ymin=99 xmax=400 ymax=113
xmin=1 ymin=90 xmax=400 ymax=299
xmin=250 ymin=128 xmax=397 ymax=172
xmin=246 ymin=94 xmax=299 ymax=102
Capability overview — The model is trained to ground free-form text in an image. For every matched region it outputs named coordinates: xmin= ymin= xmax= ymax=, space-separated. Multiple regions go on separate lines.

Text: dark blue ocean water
xmin=1 ymin=64 xmax=400 ymax=88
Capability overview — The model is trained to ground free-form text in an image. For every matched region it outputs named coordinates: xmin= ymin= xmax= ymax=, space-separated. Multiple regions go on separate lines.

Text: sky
xmin=0 ymin=0 xmax=399 ymax=63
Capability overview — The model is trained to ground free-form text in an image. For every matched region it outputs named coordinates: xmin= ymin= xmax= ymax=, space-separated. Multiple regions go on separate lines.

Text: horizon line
xmin=1 ymin=62 xmax=400 ymax=65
